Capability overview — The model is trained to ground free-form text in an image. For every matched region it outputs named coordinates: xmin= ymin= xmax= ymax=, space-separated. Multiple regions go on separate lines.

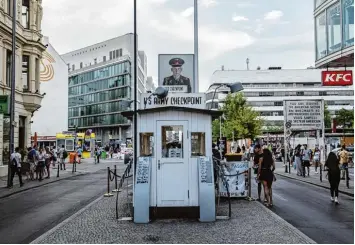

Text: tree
xmin=324 ymin=104 xmax=331 ymax=128
xmin=212 ymin=93 xmax=263 ymax=141
xmin=335 ymin=108 xmax=354 ymax=128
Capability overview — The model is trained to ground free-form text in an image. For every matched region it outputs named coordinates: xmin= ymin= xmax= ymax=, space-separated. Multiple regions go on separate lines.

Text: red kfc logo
xmin=322 ymin=70 xmax=353 ymax=86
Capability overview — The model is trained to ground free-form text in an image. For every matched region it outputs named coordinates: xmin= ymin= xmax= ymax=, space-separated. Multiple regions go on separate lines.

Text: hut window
xmin=191 ymin=132 xmax=205 ymax=157
xmin=162 ymin=126 xmax=183 ymax=158
xmin=140 ymin=133 xmax=154 ymax=157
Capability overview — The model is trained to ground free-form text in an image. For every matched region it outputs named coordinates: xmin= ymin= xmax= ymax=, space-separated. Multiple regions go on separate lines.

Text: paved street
xmin=251 ymin=174 xmax=354 ymax=244
xmin=0 ymin=158 xmax=126 ymax=244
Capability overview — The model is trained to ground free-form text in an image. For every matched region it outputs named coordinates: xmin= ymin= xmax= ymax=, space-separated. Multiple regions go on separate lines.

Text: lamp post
xmin=133 ymin=0 xmax=138 ymax=175
xmin=7 ymin=0 xmax=17 ymax=188
xmin=208 ymin=82 xmax=244 ymax=110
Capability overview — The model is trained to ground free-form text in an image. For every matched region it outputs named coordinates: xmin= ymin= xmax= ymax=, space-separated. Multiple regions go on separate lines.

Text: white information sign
xmin=284 ymin=100 xmax=324 ymax=130
xmin=162 ymin=85 xmax=188 ymax=93
xmin=219 ymin=161 xmax=249 ymax=197
xmin=140 ymin=93 xmax=206 ymax=110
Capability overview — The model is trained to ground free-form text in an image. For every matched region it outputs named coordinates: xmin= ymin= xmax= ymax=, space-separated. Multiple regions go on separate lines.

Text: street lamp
xmin=208 ymin=82 xmax=244 ymax=110
xmin=144 ymin=86 xmax=169 ymax=109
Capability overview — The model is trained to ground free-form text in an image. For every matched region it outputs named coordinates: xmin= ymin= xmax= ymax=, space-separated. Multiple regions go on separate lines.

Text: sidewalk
xmin=275 ymin=162 xmax=354 ymax=196
xmin=0 ymin=157 xmax=122 ymax=199
xmin=32 ymin=179 xmax=315 ymax=244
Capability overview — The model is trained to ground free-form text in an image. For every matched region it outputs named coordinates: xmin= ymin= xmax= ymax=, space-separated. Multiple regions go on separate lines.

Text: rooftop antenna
xmin=246 ymin=58 xmax=250 ymax=70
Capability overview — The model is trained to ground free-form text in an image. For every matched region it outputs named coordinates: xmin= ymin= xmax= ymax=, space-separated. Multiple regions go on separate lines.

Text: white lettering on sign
xmin=321 ymin=70 xmax=353 ymax=86
xmin=324 ymin=73 xmax=352 ymax=82
xmin=140 ymin=93 xmax=206 ymax=110
xmin=285 ymin=100 xmax=324 ymax=130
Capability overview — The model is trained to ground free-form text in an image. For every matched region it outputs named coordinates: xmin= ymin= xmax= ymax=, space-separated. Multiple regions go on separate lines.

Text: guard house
xmin=122 ymin=92 xmax=222 ymax=223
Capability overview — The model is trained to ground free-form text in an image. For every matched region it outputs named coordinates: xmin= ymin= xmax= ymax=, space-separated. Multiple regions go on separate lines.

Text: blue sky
xmin=42 ymin=0 xmax=315 ymax=92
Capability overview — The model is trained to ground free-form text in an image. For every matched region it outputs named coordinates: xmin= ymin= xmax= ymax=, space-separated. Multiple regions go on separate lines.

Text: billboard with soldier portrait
xmin=158 ymin=54 xmax=195 ymax=93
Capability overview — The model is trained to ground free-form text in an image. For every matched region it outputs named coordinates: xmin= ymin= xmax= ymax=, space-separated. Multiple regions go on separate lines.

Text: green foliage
xmin=324 ymin=104 xmax=332 ymax=128
xmin=212 ymin=93 xmax=263 ymax=141
xmin=335 ymin=108 xmax=354 ymax=128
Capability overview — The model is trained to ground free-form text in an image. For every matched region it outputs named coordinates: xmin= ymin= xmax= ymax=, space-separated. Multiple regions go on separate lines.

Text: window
xmin=103 ymin=56 xmax=106 ymax=62
xmin=315 ymin=12 xmax=327 ymax=59
xmin=7 ymin=0 xmax=12 ymax=16
xmin=72 ymin=64 xmax=75 ymax=71
xmin=140 ymin=133 xmax=154 ymax=156
xmin=94 ymin=58 xmax=97 ymax=64
xmin=80 ymin=62 xmax=83 ymax=69
xmin=327 ymin=3 xmax=341 ymax=54
xmin=315 ymin=0 xmax=326 ymax=8
xmin=22 ymin=0 xmax=30 ymax=29
xmin=191 ymin=133 xmax=205 ymax=157
xmin=22 ymin=55 xmax=30 ymax=89
xmin=343 ymin=0 xmax=354 ymax=47
xmin=109 ymin=51 xmax=113 ymax=60
xmin=6 ymin=50 xmax=12 ymax=87
xmin=119 ymin=48 xmax=123 ymax=56
xmin=296 ymin=91 xmax=304 ymax=96
xmin=274 ymin=101 xmax=283 ymax=106
xmin=115 ymin=49 xmax=119 ymax=58
xmin=319 ymin=91 xmax=327 ymax=96
xmin=161 ymin=126 xmax=183 ymax=158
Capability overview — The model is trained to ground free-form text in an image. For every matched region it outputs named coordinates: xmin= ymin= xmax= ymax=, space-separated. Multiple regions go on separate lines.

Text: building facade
xmin=314 ymin=0 xmax=354 ymax=68
xmin=61 ymin=34 xmax=148 ymax=144
xmin=0 ymin=0 xmax=45 ymax=176
xmin=207 ymin=68 xmax=354 ymax=127
xmin=31 ymin=36 xmax=68 ymax=137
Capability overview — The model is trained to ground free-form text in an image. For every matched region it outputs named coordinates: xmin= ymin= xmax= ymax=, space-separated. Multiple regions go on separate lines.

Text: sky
xmin=42 ymin=0 xmax=315 ymax=92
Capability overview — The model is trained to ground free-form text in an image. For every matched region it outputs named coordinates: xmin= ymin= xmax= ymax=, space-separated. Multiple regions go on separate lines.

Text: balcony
xmin=21 ymin=92 xmax=43 ymax=112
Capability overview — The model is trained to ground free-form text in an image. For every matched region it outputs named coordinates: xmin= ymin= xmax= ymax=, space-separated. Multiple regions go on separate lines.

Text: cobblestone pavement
xmin=274 ymin=162 xmax=354 ymax=196
xmin=0 ymin=158 xmax=121 ymax=199
xmin=33 ymin=178 xmax=315 ymax=244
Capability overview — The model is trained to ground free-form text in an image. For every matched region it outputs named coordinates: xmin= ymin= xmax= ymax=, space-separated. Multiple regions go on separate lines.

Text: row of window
xmin=68 ymin=87 xmax=131 ymax=107
xmin=243 ymin=90 xmax=354 ymax=97
xmin=247 ymin=100 xmax=354 ymax=107
xmin=68 ymin=61 xmax=130 ymax=86
xmin=68 ymin=74 xmax=130 ymax=96
xmin=68 ymin=100 xmax=130 ymax=118
xmin=68 ymin=114 xmax=128 ymax=128
xmin=315 ymin=0 xmax=354 ymax=60
xmin=109 ymin=49 xmax=123 ymax=60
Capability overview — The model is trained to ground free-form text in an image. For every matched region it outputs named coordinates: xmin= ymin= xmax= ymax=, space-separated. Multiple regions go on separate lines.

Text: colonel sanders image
xmin=163 ymin=58 xmax=192 ymax=93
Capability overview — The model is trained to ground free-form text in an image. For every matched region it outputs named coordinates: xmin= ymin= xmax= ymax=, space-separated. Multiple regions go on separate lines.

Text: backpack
xmin=12 ymin=157 xmax=18 ymax=166
xmin=63 ymin=150 xmax=68 ymax=159
xmin=27 ymin=149 xmax=36 ymax=162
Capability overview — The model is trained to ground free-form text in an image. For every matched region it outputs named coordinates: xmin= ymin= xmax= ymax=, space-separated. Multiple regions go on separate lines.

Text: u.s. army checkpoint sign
xmin=141 ymin=93 xmax=206 ymax=110
xmin=284 ymin=100 xmax=324 ymax=130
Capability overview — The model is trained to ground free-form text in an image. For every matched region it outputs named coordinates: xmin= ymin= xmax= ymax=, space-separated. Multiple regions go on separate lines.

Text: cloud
xmin=232 ymin=15 xmax=248 ymax=22
xmin=264 ymin=10 xmax=283 ymax=20
xmin=181 ymin=7 xmax=194 ymax=17
xmin=199 ymin=0 xmax=218 ymax=8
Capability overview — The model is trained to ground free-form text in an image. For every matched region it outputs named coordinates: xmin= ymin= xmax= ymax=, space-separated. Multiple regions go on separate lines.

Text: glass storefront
xmin=68 ymin=114 xmax=128 ymax=128
xmin=343 ymin=0 xmax=354 ymax=47
xmin=327 ymin=2 xmax=342 ymax=54
xmin=315 ymin=0 xmax=354 ymax=60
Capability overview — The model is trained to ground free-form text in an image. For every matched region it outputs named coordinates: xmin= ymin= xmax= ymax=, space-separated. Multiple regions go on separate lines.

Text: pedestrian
xmin=27 ymin=146 xmax=37 ymax=180
xmin=242 ymin=144 xmax=246 ymax=153
xmin=9 ymin=147 xmax=24 ymax=188
xmin=253 ymin=145 xmax=263 ymax=202
xmin=37 ymin=148 xmax=46 ymax=181
xmin=295 ymin=145 xmax=303 ymax=176
xmin=58 ymin=145 xmax=67 ymax=170
xmin=302 ymin=145 xmax=312 ymax=177
xmin=258 ymin=148 xmax=275 ymax=207
xmin=237 ymin=145 xmax=241 ymax=153
xmin=51 ymin=146 xmax=57 ymax=167
xmin=45 ymin=147 xmax=51 ymax=179
xmin=313 ymin=147 xmax=321 ymax=173
xmin=96 ymin=147 xmax=101 ymax=163
xmin=325 ymin=152 xmax=341 ymax=204
xmin=339 ymin=145 xmax=349 ymax=180
xmin=77 ymin=147 xmax=83 ymax=164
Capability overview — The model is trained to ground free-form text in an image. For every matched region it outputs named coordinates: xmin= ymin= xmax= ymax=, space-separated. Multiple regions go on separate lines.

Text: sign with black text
xmin=140 ymin=93 xmax=206 ymax=110
xmin=162 ymin=85 xmax=188 ymax=93
xmin=284 ymin=100 xmax=324 ymax=130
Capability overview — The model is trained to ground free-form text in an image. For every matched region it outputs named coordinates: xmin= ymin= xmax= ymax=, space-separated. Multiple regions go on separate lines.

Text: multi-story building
xmin=146 ymin=76 xmax=156 ymax=92
xmin=61 ymin=34 xmax=148 ymax=144
xmin=0 ymin=1 xmax=46 ymax=176
xmin=314 ymin=0 xmax=354 ymax=68
xmin=207 ymin=68 xmax=354 ymax=127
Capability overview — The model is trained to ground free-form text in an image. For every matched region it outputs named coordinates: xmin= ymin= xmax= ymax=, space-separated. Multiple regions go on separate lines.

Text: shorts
xmin=29 ymin=162 xmax=36 ymax=172
xmin=303 ymin=160 xmax=310 ymax=167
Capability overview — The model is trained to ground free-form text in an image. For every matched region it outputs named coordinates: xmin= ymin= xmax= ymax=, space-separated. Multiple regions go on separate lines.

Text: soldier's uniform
xmin=163 ymin=58 xmax=192 ymax=93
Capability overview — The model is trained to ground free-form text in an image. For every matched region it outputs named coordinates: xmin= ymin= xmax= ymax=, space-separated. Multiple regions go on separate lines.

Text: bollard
xmin=57 ymin=161 xmax=60 ymax=178
xmin=72 ymin=159 xmax=75 ymax=173
xmin=104 ymin=167 xmax=113 ymax=197
xmin=245 ymin=167 xmax=254 ymax=201
xmin=320 ymin=163 xmax=323 ymax=182
xmin=112 ymin=165 xmax=119 ymax=192
xmin=284 ymin=164 xmax=288 ymax=173
xmin=288 ymin=158 xmax=291 ymax=174
xmin=346 ymin=167 xmax=349 ymax=189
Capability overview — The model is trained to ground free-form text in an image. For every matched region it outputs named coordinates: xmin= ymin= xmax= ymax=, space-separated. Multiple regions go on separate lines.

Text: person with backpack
xmin=37 ymin=147 xmax=46 ymax=181
xmin=339 ymin=145 xmax=349 ymax=180
xmin=51 ymin=146 xmax=58 ymax=167
xmin=302 ymin=145 xmax=312 ymax=177
xmin=9 ymin=147 xmax=24 ymax=188
xmin=27 ymin=146 xmax=37 ymax=180
xmin=313 ymin=147 xmax=321 ymax=173
xmin=58 ymin=145 xmax=67 ymax=170
xmin=96 ymin=146 xmax=102 ymax=163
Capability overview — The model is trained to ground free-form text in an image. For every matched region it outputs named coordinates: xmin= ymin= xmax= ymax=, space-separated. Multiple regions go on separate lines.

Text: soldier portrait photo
xmin=159 ymin=55 xmax=194 ymax=93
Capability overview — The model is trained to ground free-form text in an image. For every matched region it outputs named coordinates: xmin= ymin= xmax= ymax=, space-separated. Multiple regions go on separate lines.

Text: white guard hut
xmin=122 ymin=92 xmax=222 ymax=223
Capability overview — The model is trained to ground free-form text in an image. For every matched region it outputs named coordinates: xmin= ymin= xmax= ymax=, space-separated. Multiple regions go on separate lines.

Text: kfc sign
xmin=322 ymin=70 xmax=353 ymax=86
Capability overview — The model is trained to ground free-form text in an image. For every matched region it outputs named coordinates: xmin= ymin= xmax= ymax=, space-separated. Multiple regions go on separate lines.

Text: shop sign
xmin=322 ymin=70 xmax=353 ymax=86
xmin=141 ymin=93 xmax=206 ymax=110
xmin=284 ymin=100 xmax=323 ymax=130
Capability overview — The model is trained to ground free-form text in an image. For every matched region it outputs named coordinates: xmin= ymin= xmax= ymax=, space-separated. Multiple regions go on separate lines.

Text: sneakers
xmin=335 ymin=197 xmax=339 ymax=204
xmin=331 ymin=197 xmax=334 ymax=202
xmin=315 ymin=171 xmax=318 ymax=174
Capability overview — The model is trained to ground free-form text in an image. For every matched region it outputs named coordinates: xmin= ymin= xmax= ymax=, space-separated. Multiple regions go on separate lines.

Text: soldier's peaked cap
xmin=169 ymin=58 xmax=185 ymax=67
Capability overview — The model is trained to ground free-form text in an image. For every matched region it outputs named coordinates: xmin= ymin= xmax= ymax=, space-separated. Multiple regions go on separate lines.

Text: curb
xmin=255 ymin=201 xmax=317 ymax=244
xmin=30 ymin=195 xmax=104 ymax=244
xmin=275 ymin=173 xmax=354 ymax=197
xmin=0 ymin=172 xmax=87 ymax=199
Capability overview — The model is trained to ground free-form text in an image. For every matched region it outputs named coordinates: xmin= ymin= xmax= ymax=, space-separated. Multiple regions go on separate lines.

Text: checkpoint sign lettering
xmin=285 ymin=100 xmax=323 ymax=130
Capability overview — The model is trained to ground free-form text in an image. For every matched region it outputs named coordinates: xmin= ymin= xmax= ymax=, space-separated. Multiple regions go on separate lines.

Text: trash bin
xmin=69 ymin=152 xmax=76 ymax=163
xmin=101 ymin=151 xmax=107 ymax=159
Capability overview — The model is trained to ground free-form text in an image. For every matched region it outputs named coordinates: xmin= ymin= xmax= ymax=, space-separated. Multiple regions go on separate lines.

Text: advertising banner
xmin=158 ymin=54 xmax=195 ymax=93
xmin=322 ymin=70 xmax=353 ymax=86
xmin=219 ymin=161 xmax=249 ymax=197
xmin=140 ymin=93 xmax=206 ymax=110
xmin=284 ymin=100 xmax=324 ymax=131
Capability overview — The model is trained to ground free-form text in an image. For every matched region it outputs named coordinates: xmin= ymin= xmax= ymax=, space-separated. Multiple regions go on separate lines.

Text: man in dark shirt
xmin=253 ymin=144 xmax=263 ymax=201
